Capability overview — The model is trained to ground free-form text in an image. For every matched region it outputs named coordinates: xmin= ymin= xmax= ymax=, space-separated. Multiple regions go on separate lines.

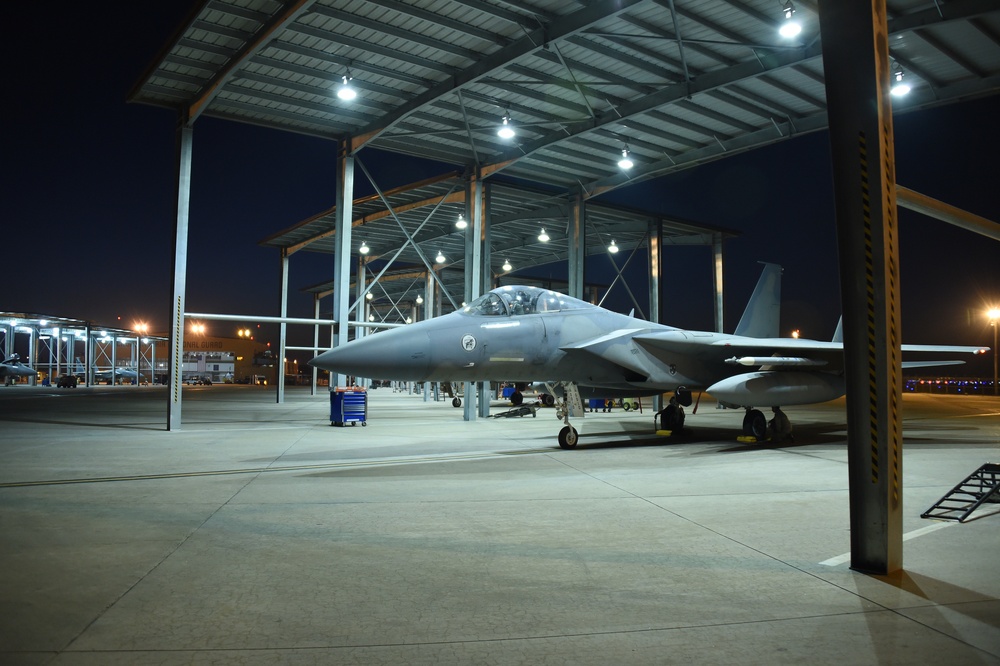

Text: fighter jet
xmin=1 ymin=354 xmax=36 ymax=386
xmin=74 ymin=358 xmax=140 ymax=384
xmin=309 ymin=267 xmax=986 ymax=448
xmin=93 ymin=367 xmax=140 ymax=384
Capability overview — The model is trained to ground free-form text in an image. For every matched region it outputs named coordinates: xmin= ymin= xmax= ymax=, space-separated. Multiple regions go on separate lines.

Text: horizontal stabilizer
xmin=902 ymin=344 xmax=990 ymax=355
xmin=901 ymin=360 xmax=966 ymax=369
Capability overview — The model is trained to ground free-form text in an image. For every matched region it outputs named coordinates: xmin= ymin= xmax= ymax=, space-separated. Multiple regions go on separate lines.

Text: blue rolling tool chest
xmin=330 ymin=387 xmax=367 ymax=427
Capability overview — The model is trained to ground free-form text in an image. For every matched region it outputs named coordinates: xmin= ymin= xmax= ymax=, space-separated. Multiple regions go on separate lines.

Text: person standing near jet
xmin=767 ymin=406 xmax=793 ymax=442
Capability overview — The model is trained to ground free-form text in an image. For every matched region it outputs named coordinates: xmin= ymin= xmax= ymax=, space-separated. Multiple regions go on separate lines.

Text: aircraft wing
xmin=632 ymin=332 xmax=986 ymax=371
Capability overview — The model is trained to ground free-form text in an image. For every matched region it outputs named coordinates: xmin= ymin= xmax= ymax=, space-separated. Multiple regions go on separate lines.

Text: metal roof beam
xmin=308 ymin=5 xmax=485 ymax=62
xmin=702 ymin=88 xmax=794 ymax=124
xmin=755 ymin=73 xmax=826 ymax=110
xmin=646 ymin=108 xmax=733 ymax=141
xmin=565 ymin=34 xmax=682 ymax=80
xmin=207 ymin=100 xmax=352 ymax=135
xmin=885 ymin=0 xmax=999 ymax=32
xmin=351 ymin=0 xmax=654 ymax=150
xmin=273 ymin=41 xmax=429 ymax=87
xmin=484 ymin=41 xmax=822 ymax=179
xmin=714 ymin=84 xmax=802 ymax=122
xmin=584 ymin=107 xmax=831 ymax=198
xmin=911 ymin=28 xmax=989 ymax=79
xmin=449 ymin=0 xmax=546 ymax=29
xmin=287 ymin=24 xmax=455 ymax=75
xmin=374 ymin=0 xmax=512 ymax=43
xmin=186 ymin=0 xmax=316 ymax=124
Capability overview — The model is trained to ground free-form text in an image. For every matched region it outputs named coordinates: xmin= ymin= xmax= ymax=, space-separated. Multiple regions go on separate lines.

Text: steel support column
xmin=820 ymin=0 xmax=903 ymax=574
xmin=423 ymin=274 xmax=434 ymax=403
xmin=311 ymin=295 xmax=320 ymax=396
xmin=168 ymin=123 xmax=193 ymax=430
xmin=331 ymin=141 xmax=355 ymax=390
xmin=277 ymin=248 xmax=289 ymax=403
xmin=649 ymin=218 xmax=663 ymax=414
xmin=567 ymin=192 xmax=585 ymax=300
xmin=28 ymin=328 xmax=37 ymax=386
xmin=355 ymin=255 xmax=368 ymax=388
xmin=479 ymin=180 xmax=493 ymax=417
xmin=463 ymin=172 xmax=487 ymax=421
xmin=712 ymin=232 xmax=725 ymax=333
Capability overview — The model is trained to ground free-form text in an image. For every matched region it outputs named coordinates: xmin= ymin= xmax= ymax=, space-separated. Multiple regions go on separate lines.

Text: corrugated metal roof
xmin=130 ymin=0 xmax=1000 ymax=306
xmin=132 ymin=1 xmax=1000 ymax=187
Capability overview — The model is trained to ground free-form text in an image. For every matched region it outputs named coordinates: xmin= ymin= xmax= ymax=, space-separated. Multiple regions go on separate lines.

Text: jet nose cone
xmin=309 ymin=328 xmax=431 ymax=380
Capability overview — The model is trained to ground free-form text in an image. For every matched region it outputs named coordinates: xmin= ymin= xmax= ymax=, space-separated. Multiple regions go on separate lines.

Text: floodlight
xmin=497 ymin=112 xmax=515 ymax=139
xmin=779 ymin=1 xmax=801 ymax=38
xmin=618 ymin=147 xmax=633 ymax=170
xmin=337 ymin=74 xmax=357 ymax=101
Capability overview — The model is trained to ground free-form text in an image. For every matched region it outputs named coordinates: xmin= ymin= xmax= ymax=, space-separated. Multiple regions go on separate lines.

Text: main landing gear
xmin=549 ymin=381 xmax=584 ymax=449
xmin=739 ymin=406 xmax=794 ymax=442
xmin=655 ymin=387 xmax=693 ymax=434
xmin=742 ymin=408 xmax=767 ymax=440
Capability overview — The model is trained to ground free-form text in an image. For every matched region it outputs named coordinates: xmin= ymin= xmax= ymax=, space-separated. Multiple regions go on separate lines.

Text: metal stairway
xmin=921 ymin=463 xmax=1000 ymax=522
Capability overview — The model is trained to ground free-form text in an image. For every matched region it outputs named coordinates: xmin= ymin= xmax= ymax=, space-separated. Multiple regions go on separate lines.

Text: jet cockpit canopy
xmin=463 ymin=286 xmax=592 ymax=317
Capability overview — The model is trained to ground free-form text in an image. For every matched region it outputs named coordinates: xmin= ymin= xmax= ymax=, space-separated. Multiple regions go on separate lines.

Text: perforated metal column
xmin=330 ymin=142 xmax=355 ymax=390
xmin=167 ymin=124 xmax=193 ymax=431
xmin=820 ymin=0 xmax=903 ymax=574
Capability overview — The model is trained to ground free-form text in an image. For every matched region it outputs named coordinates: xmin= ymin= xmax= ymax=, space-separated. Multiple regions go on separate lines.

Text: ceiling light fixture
xmin=618 ymin=146 xmax=634 ymax=170
xmin=456 ymin=213 xmax=467 ymax=230
xmin=365 ymin=292 xmax=373 ymax=301
xmin=502 ymin=259 xmax=512 ymax=272
xmin=538 ymin=228 xmax=550 ymax=242
xmin=416 ymin=294 xmax=424 ymax=304
xmin=359 ymin=240 xmax=370 ymax=255
xmin=779 ymin=1 xmax=801 ymax=38
xmin=435 ymin=250 xmax=446 ymax=263
xmin=497 ymin=112 xmax=515 ymax=139
xmin=890 ymin=68 xmax=911 ymax=96
xmin=337 ymin=71 xmax=357 ymax=101
xmin=608 ymin=239 xmax=619 ymax=254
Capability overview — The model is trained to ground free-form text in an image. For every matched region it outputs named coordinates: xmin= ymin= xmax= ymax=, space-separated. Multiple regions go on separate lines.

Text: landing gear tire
xmin=743 ymin=409 xmax=767 ymax=439
xmin=510 ymin=391 xmax=523 ymax=406
xmin=558 ymin=426 xmax=579 ymax=449
xmin=452 ymin=397 xmax=462 ymax=408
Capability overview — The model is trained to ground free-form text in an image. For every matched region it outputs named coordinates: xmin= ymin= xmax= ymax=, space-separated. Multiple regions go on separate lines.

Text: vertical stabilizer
xmin=734 ymin=263 xmax=782 ymax=338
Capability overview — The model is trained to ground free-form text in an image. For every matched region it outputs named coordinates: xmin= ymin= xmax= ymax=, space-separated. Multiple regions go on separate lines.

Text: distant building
xmin=151 ymin=335 xmax=277 ymax=385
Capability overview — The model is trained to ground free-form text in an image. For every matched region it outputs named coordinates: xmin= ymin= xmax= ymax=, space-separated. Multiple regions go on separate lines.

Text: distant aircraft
xmin=1 ymin=354 xmax=36 ymax=386
xmin=309 ymin=267 xmax=987 ymax=448
xmin=94 ymin=367 xmax=140 ymax=384
xmin=76 ymin=358 xmax=140 ymax=384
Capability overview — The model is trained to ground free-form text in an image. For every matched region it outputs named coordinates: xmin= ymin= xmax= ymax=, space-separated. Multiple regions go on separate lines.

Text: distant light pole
xmin=989 ymin=308 xmax=1000 ymax=396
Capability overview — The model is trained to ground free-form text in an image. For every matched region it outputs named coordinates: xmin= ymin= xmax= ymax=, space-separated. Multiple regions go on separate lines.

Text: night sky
xmin=7 ymin=4 xmax=999 ymax=373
